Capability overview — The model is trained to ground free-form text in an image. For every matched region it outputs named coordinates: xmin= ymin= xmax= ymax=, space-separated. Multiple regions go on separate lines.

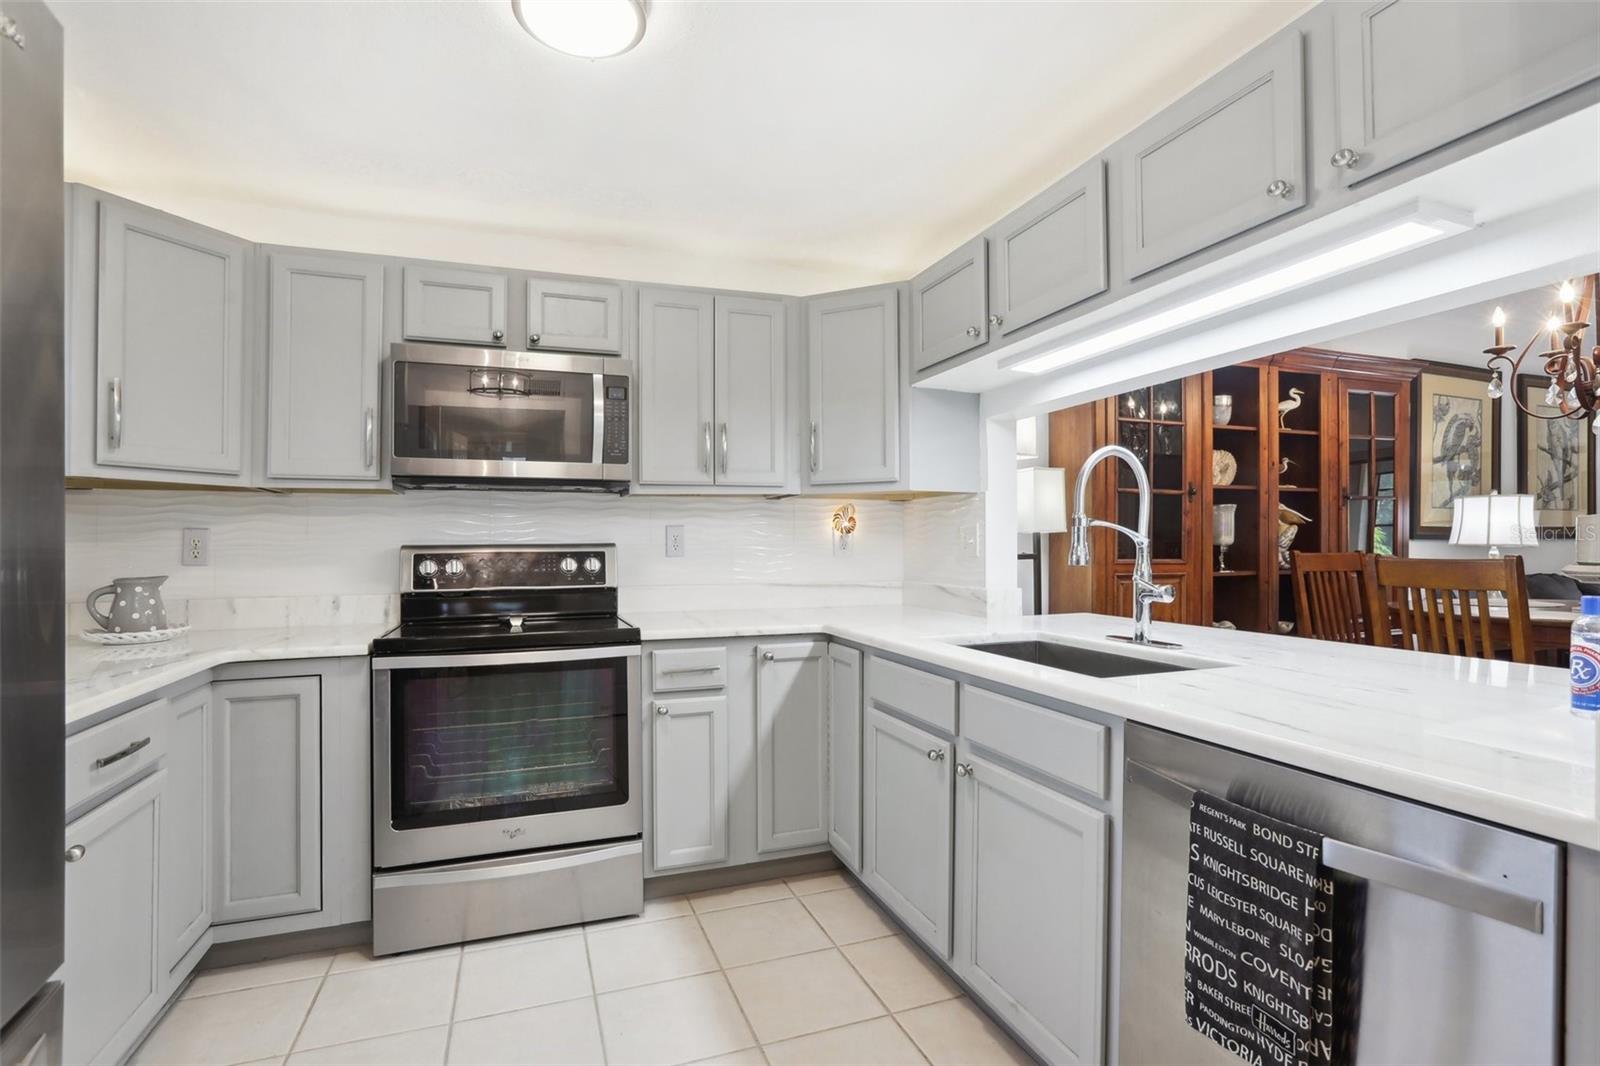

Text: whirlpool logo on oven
xmin=502 ymin=826 xmax=527 ymax=840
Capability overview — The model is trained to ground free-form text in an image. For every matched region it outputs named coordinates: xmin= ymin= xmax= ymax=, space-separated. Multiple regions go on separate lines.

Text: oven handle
xmin=372 ymin=645 xmax=642 ymax=672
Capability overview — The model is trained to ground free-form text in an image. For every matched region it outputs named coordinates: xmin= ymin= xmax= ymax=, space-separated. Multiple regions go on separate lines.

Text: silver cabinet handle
xmin=660 ymin=665 xmax=718 ymax=675
xmin=91 ymin=736 xmax=151 ymax=770
xmin=64 ymin=845 xmax=85 ymax=863
xmin=491 ymin=329 xmax=505 ymax=342
xmin=364 ymin=407 xmax=376 ymax=469
xmin=926 ymin=748 xmax=946 ymax=762
xmin=528 ymin=333 xmax=541 ymax=346
xmin=988 ymin=314 xmax=1003 ymax=328
xmin=808 ymin=421 xmax=818 ymax=473
xmin=1330 ymin=147 xmax=1360 ymax=169
xmin=965 ymin=325 xmax=981 ymax=338
xmin=719 ymin=424 xmax=729 ymax=475
xmin=762 ymin=651 xmax=776 ymax=662
xmin=108 ymin=377 xmax=123 ymax=449
xmin=1265 ymin=179 xmax=1294 ymax=198
xmin=955 ymin=762 xmax=973 ymax=777
xmin=656 ymin=705 xmax=669 ymax=716
xmin=701 ymin=422 xmax=712 ymax=474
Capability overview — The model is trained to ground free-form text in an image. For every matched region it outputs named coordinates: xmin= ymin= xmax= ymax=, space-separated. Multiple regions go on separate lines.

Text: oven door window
xmin=392 ymin=360 xmax=596 ymax=464
xmin=388 ymin=657 xmax=628 ymax=830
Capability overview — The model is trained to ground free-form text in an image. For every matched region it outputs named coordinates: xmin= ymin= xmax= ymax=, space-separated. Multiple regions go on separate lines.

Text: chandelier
xmin=1484 ymin=277 xmax=1597 ymax=428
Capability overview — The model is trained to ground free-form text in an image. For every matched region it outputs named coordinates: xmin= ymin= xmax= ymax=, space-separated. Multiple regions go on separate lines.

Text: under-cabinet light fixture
xmin=512 ymin=0 xmax=646 ymax=59
xmin=1007 ymin=200 xmax=1475 ymax=376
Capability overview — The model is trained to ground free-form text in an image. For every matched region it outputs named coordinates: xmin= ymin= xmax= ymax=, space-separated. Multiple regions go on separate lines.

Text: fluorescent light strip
xmin=1009 ymin=207 xmax=1472 ymax=375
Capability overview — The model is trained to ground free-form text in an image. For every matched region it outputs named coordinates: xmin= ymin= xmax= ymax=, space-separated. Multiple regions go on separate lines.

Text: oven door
xmin=372 ymin=645 xmax=641 ymax=869
xmin=388 ymin=344 xmax=631 ymax=483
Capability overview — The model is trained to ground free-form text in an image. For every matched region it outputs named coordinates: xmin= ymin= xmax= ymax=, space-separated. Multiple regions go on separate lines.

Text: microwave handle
xmin=591 ymin=373 xmax=605 ymax=467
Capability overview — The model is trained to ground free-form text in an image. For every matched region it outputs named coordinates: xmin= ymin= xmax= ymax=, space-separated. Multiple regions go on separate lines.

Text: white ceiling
xmin=56 ymin=0 xmax=1310 ymax=292
xmin=1327 ymin=282 xmax=1577 ymax=367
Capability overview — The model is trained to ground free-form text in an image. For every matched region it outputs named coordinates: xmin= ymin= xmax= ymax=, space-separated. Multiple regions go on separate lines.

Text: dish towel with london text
xmin=1184 ymin=791 xmax=1335 ymax=1066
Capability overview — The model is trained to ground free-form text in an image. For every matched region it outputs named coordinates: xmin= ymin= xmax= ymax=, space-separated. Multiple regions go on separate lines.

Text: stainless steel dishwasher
xmin=1119 ymin=723 xmax=1562 ymax=1065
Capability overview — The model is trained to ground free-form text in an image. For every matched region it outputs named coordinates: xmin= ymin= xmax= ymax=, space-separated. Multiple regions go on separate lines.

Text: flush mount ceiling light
xmin=511 ymin=0 xmax=645 ymax=59
xmin=1006 ymin=200 xmax=1475 ymax=376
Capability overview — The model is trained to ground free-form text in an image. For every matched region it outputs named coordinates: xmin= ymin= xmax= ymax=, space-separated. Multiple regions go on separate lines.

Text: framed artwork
xmin=1516 ymin=374 xmax=1594 ymax=535
xmin=1411 ymin=362 xmax=1500 ymax=538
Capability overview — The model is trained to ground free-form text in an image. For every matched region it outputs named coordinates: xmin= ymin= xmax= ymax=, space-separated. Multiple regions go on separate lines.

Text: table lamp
xmin=1018 ymin=467 xmax=1069 ymax=615
xmin=1449 ymin=493 xmax=1537 ymax=558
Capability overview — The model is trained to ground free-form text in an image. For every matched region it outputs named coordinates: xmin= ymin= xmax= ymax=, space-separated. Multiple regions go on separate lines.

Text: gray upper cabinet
xmin=650 ymin=694 xmax=729 ymax=871
xmin=402 ymin=265 xmax=508 ymax=346
xmin=267 ymin=252 xmax=383 ymax=481
xmin=95 ymin=201 xmax=247 ymax=475
xmin=1331 ymin=0 xmax=1600 ymax=186
xmin=754 ymin=640 xmax=828 ymax=854
xmin=1122 ymin=31 xmax=1305 ymax=279
xmin=714 ymin=296 xmax=787 ymax=487
xmin=807 ymin=287 xmax=900 ymax=485
xmin=160 ymin=688 xmax=211 ymax=974
xmin=525 ymin=276 xmax=623 ymax=353
xmin=911 ymin=237 xmax=988 ymax=372
xmin=862 ymin=705 xmax=954 ymax=956
xmin=988 ymin=159 xmax=1107 ymax=335
xmin=638 ymin=287 xmax=716 ymax=486
xmin=211 ymin=677 xmax=322 ymax=924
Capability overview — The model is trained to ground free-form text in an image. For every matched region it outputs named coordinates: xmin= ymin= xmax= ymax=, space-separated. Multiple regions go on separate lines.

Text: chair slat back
xmin=1373 ymin=555 xmax=1534 ymax=664
xmin=1290 ymin=552 xmax=1381 ymax=645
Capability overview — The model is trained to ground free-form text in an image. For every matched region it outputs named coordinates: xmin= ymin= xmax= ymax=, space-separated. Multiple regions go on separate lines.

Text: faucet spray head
xmin=1066 ymin=514 xmax=1091 ymax=567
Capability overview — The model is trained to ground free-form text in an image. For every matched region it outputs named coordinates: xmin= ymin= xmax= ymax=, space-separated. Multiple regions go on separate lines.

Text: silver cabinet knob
xmin=964 ymin=325 xmax=981 ymax=338
xmin=583 ymin=556 xmax=601 ymax=574
xmin=443 ymin=558 xmax=465 ymax=577
xmin=64 ymin=845 xmax=85 ymax=863
xmin=1330 ymin=147 xmax=1360 ymax=169
xmin=955 ymin=763 xmax=973 ymax=778
xmin=926 ymin=748 xmax=946 ymax=762
xmin=417 ymin=559 xmax=439 ymax=577
xmin=560 ymin=556 xmax=578 ymax=575
xmin=762 ymin=651 xmax=776 ymax=661
xmin=988 ymin=314 xmax=1003 ymax=327
xmin=529 ymin=334 xmax=541 ymax=346
xmin=1265 ymin=179 xmax=1294 ymax=199
xmin=656 ymin=705 xmax=669 ymax=716
xmin=491 ymin=329 xmax=505 ymax=342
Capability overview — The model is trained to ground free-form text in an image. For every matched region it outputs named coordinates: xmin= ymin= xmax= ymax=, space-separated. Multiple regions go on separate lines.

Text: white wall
xmin=902 ymin=493 xmax=989 ymax=614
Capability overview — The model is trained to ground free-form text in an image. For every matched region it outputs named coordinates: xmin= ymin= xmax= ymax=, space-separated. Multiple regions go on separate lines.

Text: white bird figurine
xmin=1277 ymin=387 xmax=1305 ymax=429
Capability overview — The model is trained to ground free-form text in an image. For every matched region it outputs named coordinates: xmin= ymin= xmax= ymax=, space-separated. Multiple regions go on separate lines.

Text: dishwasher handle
xmin=1126 ymin=759 xmax=1545 ymax=934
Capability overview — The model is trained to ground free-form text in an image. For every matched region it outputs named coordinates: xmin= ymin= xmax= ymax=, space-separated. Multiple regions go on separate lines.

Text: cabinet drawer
xmin=960 ymin=685 xmax=1107 ymax=799
xmin=651 ymin=646 xmax=728 ymax=692
xmin=865 ymin=656 xmax=956 ymax=735
xmin=66 ymin=699 xmax=170 ymax=812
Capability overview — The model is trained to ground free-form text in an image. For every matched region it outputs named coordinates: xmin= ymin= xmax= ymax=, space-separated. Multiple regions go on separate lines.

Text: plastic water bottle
xmin=1570 ymin=595 xmax=1600 ymax=716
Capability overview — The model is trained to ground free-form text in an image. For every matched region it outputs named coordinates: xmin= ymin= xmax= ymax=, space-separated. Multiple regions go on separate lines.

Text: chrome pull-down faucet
xmin=1067 ymin=444 xmax=1180 ymax=647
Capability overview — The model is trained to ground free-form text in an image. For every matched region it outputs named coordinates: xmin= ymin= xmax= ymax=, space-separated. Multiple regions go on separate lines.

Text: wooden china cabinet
xmin=1046 ymin=349 xmax=1422 ymax=633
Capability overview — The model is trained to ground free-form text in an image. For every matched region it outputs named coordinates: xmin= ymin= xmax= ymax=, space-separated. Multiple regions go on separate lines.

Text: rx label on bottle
xmin=1571 ymin=645 xmax=1600 ymax=698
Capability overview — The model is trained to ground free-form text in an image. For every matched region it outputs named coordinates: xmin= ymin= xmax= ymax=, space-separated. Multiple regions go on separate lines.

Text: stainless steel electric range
xmin=369 ymin=544 xmax=642 ymax=955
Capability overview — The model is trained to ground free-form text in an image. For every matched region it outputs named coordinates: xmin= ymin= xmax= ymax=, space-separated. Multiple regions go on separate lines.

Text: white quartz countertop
xmin=630 ymin=607 xmax=1600 ymax=848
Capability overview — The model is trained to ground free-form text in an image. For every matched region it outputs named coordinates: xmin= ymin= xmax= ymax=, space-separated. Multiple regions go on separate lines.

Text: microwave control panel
xmin=602 ymin=375 xmax=630 ymax=465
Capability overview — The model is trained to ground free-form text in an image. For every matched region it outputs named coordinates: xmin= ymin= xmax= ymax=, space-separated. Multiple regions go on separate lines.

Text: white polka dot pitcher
xmin=85 ymin=575 xmax=170 ymax=633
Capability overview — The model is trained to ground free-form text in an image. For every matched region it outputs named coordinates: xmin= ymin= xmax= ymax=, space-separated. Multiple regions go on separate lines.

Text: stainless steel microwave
xmin=387 ymin=343 xmax=631 ymax=490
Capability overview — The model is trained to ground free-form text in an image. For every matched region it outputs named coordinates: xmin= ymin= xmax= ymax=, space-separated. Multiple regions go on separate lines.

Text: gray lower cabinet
xmin=754 ymin=640 xmax=828 ymax=854
xmin=650 ymin=694 xmax=730 ymax=870
xmin=525 ymin=276 xmax=623 ymax=353
xmin=714 ymin=295 xmax=787 ymax=487
xmin=95 ymin=200 xmax=248 ymax=475
xmin=954 ymin=743 xmax=1108 ymax=1064
xmin=266 ymin=252 xmax=383 ymax=481
xmin=211 ymin=677 xmax=322 ymax=923
xmin=638 ymin=287 xmax=716 ymax=486
xmin=1122 ymin=30 xmax=1305 ymax=278
xmin=911 ymin=237 xmax=988 ymax=372
xmin=988 ymin=159 xmax=1107 ymax=335
xmin=401 ymin=265 xmax=508 ymax=346
xmin=825 ymin=644 xmax=863 ymax=871
xmin=63 ymin=770 xmax=165 ymax=1066
xmin=862 ymin=705 xmax=954 ymax=956
xmin=160 ymin=688 xmax=211 ymax=973
xmin=1331 ymin=0 xmax=1600 ymax=186
xmin=807 ymin=287 xmax=900 ymax=485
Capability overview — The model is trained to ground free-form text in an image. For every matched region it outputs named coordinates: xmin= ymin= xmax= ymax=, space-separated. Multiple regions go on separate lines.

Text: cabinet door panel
xmin=212 ymin=677 xmax=321 ymax=923
xmin=651 ymin=695 xmax=728 ymax=870
xmin=63 ymin=771 xmax=164 ymax=1066
xmin=267 ymin=253 xmax=383 ymax=480
xmin=401 ymin=266 xmax=507 ymax=346
xmin=807 ymin=288 xmax=899 ymax=485
xmin=714 ymin=296 xmax=787 ymax=487
xmin=826 ymin=644 xmax=863 ymax=871
xmin=991 ymin=160 xmax=1107 ymax=334
xmin=912 ymin=237 xmax=987 ymax=372
xmin=955 ymin=748 xmax=1107 ymax=1064
xmin=755 ymin=641 xmax=827 ymax=853
xmin=862 ymin=707 xmax=953 ymax=956
xmin=638 ymin=288 xmax=715 ymax=485
xmin=526 ymin=276 xmax=623 ymax=353
xmin=161 ymin=688 xmax=210 ymax=972
xmin=96 ymin=202 xmax=246 ymax=474
xmin=1333 ymin=0 xmax=1600 ymax=185
xmin=1123 ymin=32 xmax=1305 ymax=278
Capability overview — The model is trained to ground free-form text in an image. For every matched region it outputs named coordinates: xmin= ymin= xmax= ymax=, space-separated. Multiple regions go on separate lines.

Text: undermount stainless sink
xmin=960 ymin=639 xmax=1206 ymax=678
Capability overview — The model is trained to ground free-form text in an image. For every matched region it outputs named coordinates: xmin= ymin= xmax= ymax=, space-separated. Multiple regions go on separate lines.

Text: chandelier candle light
xmin=1484 ymin=277 xmax=1598 ymax=432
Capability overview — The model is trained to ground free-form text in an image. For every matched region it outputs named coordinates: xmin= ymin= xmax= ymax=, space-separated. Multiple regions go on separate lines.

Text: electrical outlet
xmin=959 ymin=523 xmax=982 ymax=559
xmin=664 ymin=525 xmax=685 ymax=558
xmin=181 ymin=527 xmax=210 ymax=567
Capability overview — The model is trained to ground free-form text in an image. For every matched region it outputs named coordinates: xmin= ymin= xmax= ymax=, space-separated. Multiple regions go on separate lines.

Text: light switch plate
xmin=181 ymin=527 xmax=210 ymax=567
xmin=665 ymin=525 xmax=685 ymax=558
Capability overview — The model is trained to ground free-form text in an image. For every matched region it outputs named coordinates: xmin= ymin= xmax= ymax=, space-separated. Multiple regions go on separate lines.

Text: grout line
xmin=832 ymin=937 xmax=931 ymax=1066
xmin=441 ymin=947 xmax=465 ymax=1064
xmin=688 ymin=894 xmax=763 ymax=1056
xmin=580 ymin=923 xmax=611 ymax=1065
xmin=283 ymin=969 xmax=330 ymax=1058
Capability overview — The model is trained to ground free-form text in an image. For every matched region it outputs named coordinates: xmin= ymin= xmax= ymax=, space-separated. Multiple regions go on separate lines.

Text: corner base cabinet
xmin=825 ymin=644 xmax=863 ymax=870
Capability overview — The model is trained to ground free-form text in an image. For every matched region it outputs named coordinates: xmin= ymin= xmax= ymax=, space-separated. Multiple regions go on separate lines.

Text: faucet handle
xmin=1153 ymin=583 xmax=1175 ymax=604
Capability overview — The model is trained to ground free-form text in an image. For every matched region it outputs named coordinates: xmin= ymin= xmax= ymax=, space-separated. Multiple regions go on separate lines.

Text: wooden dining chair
xmin=1290 ymin=552 xmax=1382 ymax=645
xmin=1371 ymin=555 xmax=1536 ymax=664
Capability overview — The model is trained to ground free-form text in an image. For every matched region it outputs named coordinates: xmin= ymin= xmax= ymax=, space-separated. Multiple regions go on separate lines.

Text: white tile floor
xmin=133 ymin=873 xmax=1037 ymax=1066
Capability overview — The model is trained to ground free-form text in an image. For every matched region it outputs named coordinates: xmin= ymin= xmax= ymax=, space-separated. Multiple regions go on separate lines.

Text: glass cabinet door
xmin=1112 ymin=379 xmax=1195 ymax=561
xmin=1340 ymin=379 xmax=1410 ymax=557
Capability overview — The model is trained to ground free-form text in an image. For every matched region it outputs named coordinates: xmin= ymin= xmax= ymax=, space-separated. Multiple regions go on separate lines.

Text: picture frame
xmin=1411 ymin=362 xmax=1500 ymax=539
xmin=1516 ymin=373 xmax=1594 ymax=535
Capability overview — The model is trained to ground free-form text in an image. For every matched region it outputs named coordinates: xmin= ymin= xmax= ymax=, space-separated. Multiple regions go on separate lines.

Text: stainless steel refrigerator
xmin=0 ymin=1 xmax=64 ymax=1063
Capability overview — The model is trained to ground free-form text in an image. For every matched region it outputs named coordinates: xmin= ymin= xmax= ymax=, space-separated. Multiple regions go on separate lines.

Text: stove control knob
xmin=560 ymin=556 xmax=578 ymax=576
xmin=444 ymin=558 xmax=465 ymax=577
xmin=583 ymin=556 xmax=602 ymax=575
xmin=416 ymin=559 xmax=439 ymax=577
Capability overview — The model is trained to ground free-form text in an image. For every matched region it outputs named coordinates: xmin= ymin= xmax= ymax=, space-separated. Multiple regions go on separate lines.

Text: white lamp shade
xmin=1448 ymin=494 xmax=1538 ymax=547
xmin=1017 ymin=467 xmax=1069 ymax=534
